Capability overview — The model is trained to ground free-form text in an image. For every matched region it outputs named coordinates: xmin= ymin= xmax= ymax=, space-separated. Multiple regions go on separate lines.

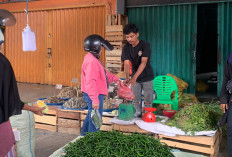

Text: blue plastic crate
xmin=60 ymin=105 xmax=88 ymax=110
xmin=38 ymin=98 xmax=64 ymax=106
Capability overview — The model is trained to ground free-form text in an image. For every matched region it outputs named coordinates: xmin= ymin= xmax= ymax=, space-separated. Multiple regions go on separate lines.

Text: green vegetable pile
xmin=64 ymin=131 xmax=174 ymax=157
xmin=166 ymin=102 xmax=223 ymax=135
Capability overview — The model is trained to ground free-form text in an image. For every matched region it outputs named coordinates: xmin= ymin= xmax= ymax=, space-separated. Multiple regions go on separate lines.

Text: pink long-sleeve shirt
xmin=81 ymin=53 xmax=119 ymax=104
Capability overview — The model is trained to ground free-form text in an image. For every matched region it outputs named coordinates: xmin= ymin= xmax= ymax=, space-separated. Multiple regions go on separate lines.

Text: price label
xmin=55 ymin=84 xmax=62 ymax=89
xmin=72 ymin=78 xmax=78 ymax=83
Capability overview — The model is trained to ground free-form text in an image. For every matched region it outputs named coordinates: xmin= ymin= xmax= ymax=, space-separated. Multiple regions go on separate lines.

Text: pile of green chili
xmin=64 ymin=131 xmax=174 ymax=157
xmin=166 ymin=102 xmax=223 ymax=135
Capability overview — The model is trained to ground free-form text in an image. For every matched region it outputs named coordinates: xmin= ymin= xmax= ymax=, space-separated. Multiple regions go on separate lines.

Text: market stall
xmin=34 ymin=76 xmax=223 ymax=157
xmin=47 ymin=103 xmax=221 ymax=156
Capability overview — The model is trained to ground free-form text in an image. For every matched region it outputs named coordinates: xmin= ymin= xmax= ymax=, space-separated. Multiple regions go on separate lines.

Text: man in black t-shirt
xmin=121 ymin=24 xmax=154 ymax=117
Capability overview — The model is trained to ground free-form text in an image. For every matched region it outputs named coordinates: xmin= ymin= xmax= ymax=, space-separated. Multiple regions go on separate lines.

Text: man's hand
xmin=221 ymin=104 xmax=228 ymax=113
xmin=128 ymin=77 xmax=137 ymax=88
xmin=92 ymin=103 xmax=99 ymax=110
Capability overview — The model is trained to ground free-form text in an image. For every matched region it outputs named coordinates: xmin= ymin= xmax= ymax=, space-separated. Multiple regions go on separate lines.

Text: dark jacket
xmin=0 ymin=53 xmax=24 ymax=124
xmin=220 ymin=59 xmax=232 ymax=104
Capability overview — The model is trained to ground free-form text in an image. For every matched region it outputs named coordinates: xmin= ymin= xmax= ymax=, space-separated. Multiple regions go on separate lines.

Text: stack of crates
xmin=105 ymin=14 xmax=128 ymax=74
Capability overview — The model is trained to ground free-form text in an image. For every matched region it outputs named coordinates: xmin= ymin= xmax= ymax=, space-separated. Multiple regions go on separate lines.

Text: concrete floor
xmin=35 ymin=129 xmax=77 ymax=157
xmin=17 ymin=83 xmax=78 ymax=157
xmin=17 ymin=83 xmax=62 ymax=103
xmin=17 ymin=82 xmax=227 ymax=157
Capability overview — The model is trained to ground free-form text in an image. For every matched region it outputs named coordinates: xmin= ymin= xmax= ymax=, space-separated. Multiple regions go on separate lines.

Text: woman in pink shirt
xmin=81 ymin=35 xmax=120 ymax=136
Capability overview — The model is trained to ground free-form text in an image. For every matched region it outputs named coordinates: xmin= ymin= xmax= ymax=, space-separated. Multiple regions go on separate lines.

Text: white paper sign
xmin=72 ymin=78 xmax=78 ymax=83
xmin=55 ymin=84 xmax=62 ymax=89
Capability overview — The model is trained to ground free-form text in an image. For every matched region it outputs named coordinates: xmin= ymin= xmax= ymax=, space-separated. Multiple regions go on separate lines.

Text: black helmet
xmin=0 ymin=9 xmax=16 ymax=26
xmin=0 ymin=9 xmax=16 ymax=44
xmin=84 ymin=35 xmax=113 ymax=57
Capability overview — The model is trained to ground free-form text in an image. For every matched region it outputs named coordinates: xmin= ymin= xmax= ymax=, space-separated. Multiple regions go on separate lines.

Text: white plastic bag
xmin=10 ymin=103 xmax=35 ymax=157
xmin=91 ymin=109 xmax=102 ymax=129
xmin=22 ymin=25 xmax=37 ymax=51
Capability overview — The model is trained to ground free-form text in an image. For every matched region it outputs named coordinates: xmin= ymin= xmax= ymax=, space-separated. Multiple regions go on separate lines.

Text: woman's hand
xmin=123 ymin=79 xmax=130 ymax=85
xmin=31 ymin=107 xmax=46 ymax=116
xmin=92 ymin=103 xmax=99 ymax=110
xmin=221 ymin=104 xmax=228 ymax=113
xmin=117 ymin=80 xmax=124 ymax=86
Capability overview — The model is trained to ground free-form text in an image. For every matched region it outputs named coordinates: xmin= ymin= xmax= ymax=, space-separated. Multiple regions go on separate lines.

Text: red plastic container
xmin=163 ymin=110 xmax=177 ymax=118
xmin=142 ymin=107 xmax=156 ymax=122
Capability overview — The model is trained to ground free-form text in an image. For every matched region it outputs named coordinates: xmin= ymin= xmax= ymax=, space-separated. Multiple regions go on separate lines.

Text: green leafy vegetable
xmin=166 ymin=102 xmax=223 ymax=135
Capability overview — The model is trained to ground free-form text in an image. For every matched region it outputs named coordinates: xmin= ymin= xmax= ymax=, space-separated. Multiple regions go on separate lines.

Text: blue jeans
xmin=80 ymin=93 xmax=104 ymax=136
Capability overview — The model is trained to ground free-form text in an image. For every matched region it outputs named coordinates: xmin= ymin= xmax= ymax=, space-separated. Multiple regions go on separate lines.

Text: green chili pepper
xmin=63 ymin=131 xmax=174 ymax=157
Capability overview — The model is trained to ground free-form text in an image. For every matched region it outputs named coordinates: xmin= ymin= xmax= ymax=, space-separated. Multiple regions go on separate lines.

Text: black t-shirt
xmin=121 ymin=40 xmax=154 ymax=83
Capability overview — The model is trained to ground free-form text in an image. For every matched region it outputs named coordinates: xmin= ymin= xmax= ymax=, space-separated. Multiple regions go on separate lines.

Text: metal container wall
xmin=127 ymin=4 xmax=197 ymax=93
xmin=218 ymin=2 xmax=232 ymax=95
xmin=4 ymin=6 xmax=105 ymax=86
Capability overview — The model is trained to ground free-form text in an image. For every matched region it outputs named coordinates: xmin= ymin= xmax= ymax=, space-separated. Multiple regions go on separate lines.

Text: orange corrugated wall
xmin=51 ymin=6 xmax=105 ymax=86
xmin=4 ymin=11 xmax=47 ymax=84
xmin=4 ymin=5 xmax=105 ymax=86
xmin=0 ymin=0 xmax=115 ymax=15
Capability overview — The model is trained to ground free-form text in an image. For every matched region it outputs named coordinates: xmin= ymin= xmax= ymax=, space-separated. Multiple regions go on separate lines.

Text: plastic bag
xmin=36 ymin=100 xmax=49 ymax=114
xmin=22 ymin=25 xmax=37 ymax=51
xmin=117 ymin=83 xmax=135 ymax=100
xmin=91 ymin=109 xmax=102 ymax=129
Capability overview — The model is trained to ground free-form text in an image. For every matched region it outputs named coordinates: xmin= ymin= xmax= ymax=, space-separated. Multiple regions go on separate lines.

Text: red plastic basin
xmin=163 ymin=110 xmax=177 ymax=118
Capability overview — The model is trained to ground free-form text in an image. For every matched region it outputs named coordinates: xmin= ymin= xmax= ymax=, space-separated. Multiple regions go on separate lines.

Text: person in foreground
xmin=0 ymin=9 xmax=45 ymax=156
xmin=220 ymin=51 xmax=232 ymax=157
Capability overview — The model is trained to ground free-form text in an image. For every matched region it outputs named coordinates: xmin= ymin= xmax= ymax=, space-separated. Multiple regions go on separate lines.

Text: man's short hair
xmin=123 ymin=24 xmax=138 ymax=35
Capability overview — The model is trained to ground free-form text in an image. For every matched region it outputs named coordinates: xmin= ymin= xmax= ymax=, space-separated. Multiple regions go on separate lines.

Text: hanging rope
xmin=24 ymin=0 xmax=29 ymax=27
xmin=27 ymin=0 xmax=28 ymax=14
xmin=27 ymin=0 xmax=28 ymax=26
